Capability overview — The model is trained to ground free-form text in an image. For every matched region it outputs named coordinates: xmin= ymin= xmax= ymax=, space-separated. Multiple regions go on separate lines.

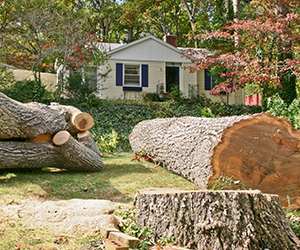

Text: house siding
xmin=109 ymin=38 xmax=188 ymax=63
xmin=182 ymin=63 xmax=197 ymax=97
xmin=99 ymin=59 xmax=165 ymax=100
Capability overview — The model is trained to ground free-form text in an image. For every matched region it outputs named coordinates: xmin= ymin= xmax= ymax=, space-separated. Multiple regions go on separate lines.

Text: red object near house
xmin=245 ymin=93 xmax=261 ymax=106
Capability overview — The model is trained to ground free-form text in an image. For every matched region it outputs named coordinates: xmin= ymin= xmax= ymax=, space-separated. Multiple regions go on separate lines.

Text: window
xmin=124 ymin=64 xmax=140 ymax=86
xmin=205 ymin=69 xmax=218 ymax=90
xmin=205 ymin=69 xmax=230 ymax=94
xmin=116 ymin=63 xmax=148 ymax=91
xmin=84 ymin=66 xmax=98 ymax=91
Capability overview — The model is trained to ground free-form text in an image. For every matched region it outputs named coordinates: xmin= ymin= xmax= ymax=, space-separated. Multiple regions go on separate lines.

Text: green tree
xmin=65 ymin=0 xmax=122 ymax=43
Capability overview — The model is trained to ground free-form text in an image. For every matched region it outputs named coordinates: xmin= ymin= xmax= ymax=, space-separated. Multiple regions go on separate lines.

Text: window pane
xmin=124 ymin=64 xmax=140 ymax=86
xmin=124 ymin=75 xmax=140 ymax=86
xmin=125 ymin=65 xmax=139 ymax=75
xmin=212 ymin=76 xmax=218 ymax=89
xmin=85 ymin=67 xmax=97 ymax=91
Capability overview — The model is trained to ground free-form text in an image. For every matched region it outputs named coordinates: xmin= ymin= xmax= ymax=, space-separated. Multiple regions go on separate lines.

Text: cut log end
xmin=53 ymin=131 xmax=71 ymax=145
xmin=209 ymin=113 xmax=300 ymax=208
xmin=74 ymin=113 xmax=94 ymax=131
xmin=77 ymin=130 xmax=90 ymax=140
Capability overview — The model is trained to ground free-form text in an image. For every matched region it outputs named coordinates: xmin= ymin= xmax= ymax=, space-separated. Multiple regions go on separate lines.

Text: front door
xmin=166 ymin=66 xmax=179 ymax=92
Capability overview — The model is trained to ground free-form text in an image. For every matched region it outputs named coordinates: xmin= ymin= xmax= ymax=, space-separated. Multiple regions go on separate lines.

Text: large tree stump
xmin=0 ymin=92 xmax=102 ymax=171
xmin=135 ymin=188 xmax=300 ymax=250
xmin=129 ymin=114 xmax=300 ymax=208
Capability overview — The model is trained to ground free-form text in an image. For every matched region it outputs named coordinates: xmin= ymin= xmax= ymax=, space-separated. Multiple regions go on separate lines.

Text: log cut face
xmin=0 ymin=92 xmax=102 ymax=171
xmin=129 ymin=113 xmax=300 ymax=208
xmin=211 ymin=114 xmax=300 ymax=209
xmin=135 ymin=188 xmax=300 ymax=250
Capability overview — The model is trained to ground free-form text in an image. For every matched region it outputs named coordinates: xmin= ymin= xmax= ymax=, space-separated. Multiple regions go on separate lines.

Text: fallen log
xmin=129 ymin=113 xmax=300 ymax=209
xmin=0 ymin=92 xmax=102 ymax=171
xmin=0 ymin=92 xmax=68 ymax=140
xmin=135 ymin=188 xmax=300 ymax=250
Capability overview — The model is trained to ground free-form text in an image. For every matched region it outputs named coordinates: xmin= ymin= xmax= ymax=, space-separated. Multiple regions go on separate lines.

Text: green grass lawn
xmin=0 ymin=153 xmax=199 ymax=249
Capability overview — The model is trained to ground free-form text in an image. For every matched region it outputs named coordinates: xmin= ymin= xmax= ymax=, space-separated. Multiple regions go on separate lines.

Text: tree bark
xmin=0 ymin=92 xmax=68 ymax=140
xmin=0 ymin=92 xmax=102 ymax=171
xmin=0 ymin=135 xmax=102 ymax=171
xmin=129 ymin=113 xmax=300 ymax=209
xmin=135 ymin=188 xmax=300 ymax=250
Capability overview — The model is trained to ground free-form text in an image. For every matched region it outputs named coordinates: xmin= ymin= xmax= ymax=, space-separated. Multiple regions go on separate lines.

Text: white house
xmin=96 ymin=35 xmax=245 ymax=104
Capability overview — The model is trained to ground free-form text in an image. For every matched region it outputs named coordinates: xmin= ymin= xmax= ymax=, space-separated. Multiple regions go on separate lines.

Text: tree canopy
xmin=0 ymin=0 xmax=299 ymax=103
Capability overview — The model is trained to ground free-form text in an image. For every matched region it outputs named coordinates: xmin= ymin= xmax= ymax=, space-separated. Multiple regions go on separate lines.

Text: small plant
xmin=142 ymin=92 xmax=160 ymax=102
xmin=211 ymin=176 xmax=248 ymax=190
xmin=266 ymin=94 xmax=300 ymax=129
xmin=0 ymin=65 xmax=15 ymax=91
xmin=92 ymin=129 xmax=118 ymax=154
xmin=114 ymin=208 xmax=174 ymax=250
xmin=201 ymin=107 xmax=215 ymax=118
xmin=168 ymin=86 xmax=184 ymax=102
xmin=285 ymin=195 xmax=300 ymax=238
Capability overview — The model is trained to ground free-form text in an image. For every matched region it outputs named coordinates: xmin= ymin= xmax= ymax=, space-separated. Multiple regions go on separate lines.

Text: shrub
xmin=0 ymin=66 xmax=15 ymax=91
xmin=266 ymin=94 xmax=300 ymax=129
xmin=2 ymin=80 xmax=50 ymax=103
xmin=142 ymin=92 xmax=160 ymax=102
xmin=64 ymin=70 xmax=97 ymax=102
xmin=91 ymin=129 xmax=118 ymax=154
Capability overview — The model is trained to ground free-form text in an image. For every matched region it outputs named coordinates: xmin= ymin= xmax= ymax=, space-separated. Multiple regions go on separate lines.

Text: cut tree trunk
xmin=129 ymin=113 xmax=300 ymax=209
xmin=135 ymin=188 xmax=300 ymax=250
xmin=0 ymin=92 xmax=68 ymax=140
xmin=0 ymin=92 xmax=102 ymax=171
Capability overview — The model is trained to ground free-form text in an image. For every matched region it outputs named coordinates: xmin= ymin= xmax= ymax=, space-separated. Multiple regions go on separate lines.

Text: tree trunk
xmin=0 ymin=92 xmax=68 ymax=140
xmin=0 ymin=92 xmax=102 ymax=171
xmin=135 ymin=188 xmax=300 ymax=250
xmin=129 ymin=113 xmax=300 ymax=209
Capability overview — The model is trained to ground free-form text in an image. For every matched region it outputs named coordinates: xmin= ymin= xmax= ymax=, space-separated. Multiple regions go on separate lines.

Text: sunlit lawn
xmin=0 ymin=153 xmax=199 ymax=249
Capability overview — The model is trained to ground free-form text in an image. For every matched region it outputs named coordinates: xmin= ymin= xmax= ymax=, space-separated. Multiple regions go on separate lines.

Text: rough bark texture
xmin=135 ymin=188 xmax=300 ymax=250
xmin=129 ymin=113 xmax=300 ymax=209
xmin=0 ymin=92 xmax=102 ymax=171
xmin=0 ymin=92 xmax=68 ymax=140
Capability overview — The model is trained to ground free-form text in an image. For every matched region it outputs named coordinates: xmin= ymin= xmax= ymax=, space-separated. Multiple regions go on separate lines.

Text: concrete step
xmin=105 ymin=239 xmax=129 ymax=250
xmin=109 ymin=231 xmax=140 ymax=249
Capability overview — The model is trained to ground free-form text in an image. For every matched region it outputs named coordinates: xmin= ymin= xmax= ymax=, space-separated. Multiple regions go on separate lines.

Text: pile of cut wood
xmin=0 ymin=92 xmax=102 ymax=171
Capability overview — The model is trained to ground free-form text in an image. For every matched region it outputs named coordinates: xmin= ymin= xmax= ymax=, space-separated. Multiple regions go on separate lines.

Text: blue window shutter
xmin=205 ymin=69 xmax=211 ymax=90
xmin=116 ymin=63 xmax=123 ymax=86
xmin=142 ymin=64 xmax=148 ymax=87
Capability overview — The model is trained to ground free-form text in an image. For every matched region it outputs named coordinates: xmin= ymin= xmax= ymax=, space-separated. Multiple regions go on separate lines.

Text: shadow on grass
xmin=0 ymin=156 xmax=152 ymax=204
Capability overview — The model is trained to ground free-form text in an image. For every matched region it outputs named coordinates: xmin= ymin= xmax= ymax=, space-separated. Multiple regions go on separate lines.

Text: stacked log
xmin=129 ymin=114 xmax=300 ymax=209
xmin=0 ymin=92 xmax=102 ymax=171
xmin=135 ymin=188 xmax=300 ymax=250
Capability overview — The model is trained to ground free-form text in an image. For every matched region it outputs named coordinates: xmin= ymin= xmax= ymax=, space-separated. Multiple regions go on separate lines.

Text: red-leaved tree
xmin=186 ymin=0 xmax=300 ymax=106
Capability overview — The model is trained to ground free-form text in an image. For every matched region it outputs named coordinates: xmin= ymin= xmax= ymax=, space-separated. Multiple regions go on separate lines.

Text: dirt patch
xmin=1 ymin=198 xmax=126 ymax=235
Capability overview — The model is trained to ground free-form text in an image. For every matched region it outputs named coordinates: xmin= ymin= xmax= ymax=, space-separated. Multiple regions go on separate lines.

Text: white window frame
xmin=123 ymin=63 xmax=141 ymax=87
